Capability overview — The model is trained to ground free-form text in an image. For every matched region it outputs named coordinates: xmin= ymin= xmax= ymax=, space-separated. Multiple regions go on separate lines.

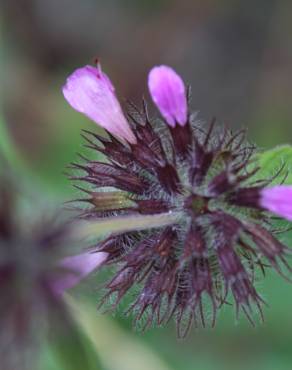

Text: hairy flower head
xmin=66 ymin=64 xmax=292 ymax=337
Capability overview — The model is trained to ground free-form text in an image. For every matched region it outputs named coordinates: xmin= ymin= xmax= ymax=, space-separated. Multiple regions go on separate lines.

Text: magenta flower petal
xmin=260 ymin=185 xmax=292 ymax=221
xmin=54 ymin=251 xmax=108 ymax=294
xmin=148 ymin=65 xmax=188 ymax=127
xmin=62 ymin=65 xmax=137 ymax=144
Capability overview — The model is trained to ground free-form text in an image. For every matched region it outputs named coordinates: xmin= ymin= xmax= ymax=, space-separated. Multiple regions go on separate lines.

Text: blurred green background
xmin=1 ymin=1 xmax=292 ymax=369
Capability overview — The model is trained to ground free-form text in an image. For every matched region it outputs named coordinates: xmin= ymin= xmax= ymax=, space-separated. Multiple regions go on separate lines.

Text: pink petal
xmin=54 ymin=251 xmax=108 ymax=294
xmin=260 ymin=185 xmax=292 ymax=221
xmin=62 ymin=65 xmax=136 ymax=144
xmin=148 ymin=65 xmax=187 ymax=127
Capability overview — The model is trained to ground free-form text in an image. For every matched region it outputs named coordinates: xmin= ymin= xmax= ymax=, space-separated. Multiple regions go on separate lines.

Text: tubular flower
xmin=259 ymin=185 xmax=292 ymax=221
xmin=148 ymin=65 xmax=188 ymax=127
xmin=63 ymin=64 xmax=136 ymax=144
xmin=67 ymin=64 xmax=292 ymax=337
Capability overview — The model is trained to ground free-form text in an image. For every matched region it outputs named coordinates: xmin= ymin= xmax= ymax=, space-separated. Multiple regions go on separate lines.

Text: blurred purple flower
xmin=0 ymin=171 xmax=107 ymax=369
xmin=63 ymin=64 xmax=137 ymax=144
xmin=148 ymin=65 xmax=188 ymax=127
xmin=55 ymin=250 xmax=108 ymax=294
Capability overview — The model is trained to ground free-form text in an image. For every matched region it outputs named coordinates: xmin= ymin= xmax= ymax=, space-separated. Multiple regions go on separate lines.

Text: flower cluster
xmin=0 ymin=168 xmax=106 ymax=369
xmin=63 ymin=63 xmax=292 ymax=336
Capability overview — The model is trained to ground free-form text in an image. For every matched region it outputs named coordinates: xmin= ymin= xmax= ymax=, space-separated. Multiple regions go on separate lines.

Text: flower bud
xmin=63 ymin=65 xmax=136 ymax=144
xmin=148 ymin=65 xmax=187 ymax=127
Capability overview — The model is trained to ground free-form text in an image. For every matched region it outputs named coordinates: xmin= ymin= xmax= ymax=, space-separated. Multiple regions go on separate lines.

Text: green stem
xmin=74 ymin=212 xmax=182 ymax=239
xmin=0 ymin=114 xmax=26 ymax=170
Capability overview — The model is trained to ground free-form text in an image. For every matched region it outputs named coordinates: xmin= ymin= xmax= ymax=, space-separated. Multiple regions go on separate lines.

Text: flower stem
xmin=74 ymin=212 xmax=182 ymax=239
xmin=0 ymin=114 xmax=25 ymax=169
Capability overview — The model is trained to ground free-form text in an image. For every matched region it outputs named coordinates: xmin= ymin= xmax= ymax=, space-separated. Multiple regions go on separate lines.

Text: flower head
xmin=67 ymin=64 xmax=292 ymax=337
xmin=148 ymin=65 xmax=188 ymax=127
xmin=0 ymin=170 xmax=106 ymax=369
xmin=63 ymin=64 xmax=136 ymax=144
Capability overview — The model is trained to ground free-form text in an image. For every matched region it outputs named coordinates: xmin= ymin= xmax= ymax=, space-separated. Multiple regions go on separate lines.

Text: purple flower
xmin=231 ymin=185 xmax=292 ymax=222
xmin=148 ymin=65 xmax=188 ymax=127
xmin=62 ymin=64 xmax=137 ymax=144
xmin=55 ymin=251 xmax=108 ymax=294
xmin=66 ymin=64 xmax=292 ymax=337
xmin=0 ymin=171 xmax=108 ymax=368
xmin=260 ymin=185 xmax=292 ymax=221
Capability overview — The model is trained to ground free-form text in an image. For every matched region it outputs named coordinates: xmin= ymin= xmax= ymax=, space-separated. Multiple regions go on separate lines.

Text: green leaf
xmin=66 ymin=296 xmax=173 ymax=370
xmin=40 ymin=309 xmax=103 ymax=370
xmin=253 ymin=145 xmax=292 ymax=185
